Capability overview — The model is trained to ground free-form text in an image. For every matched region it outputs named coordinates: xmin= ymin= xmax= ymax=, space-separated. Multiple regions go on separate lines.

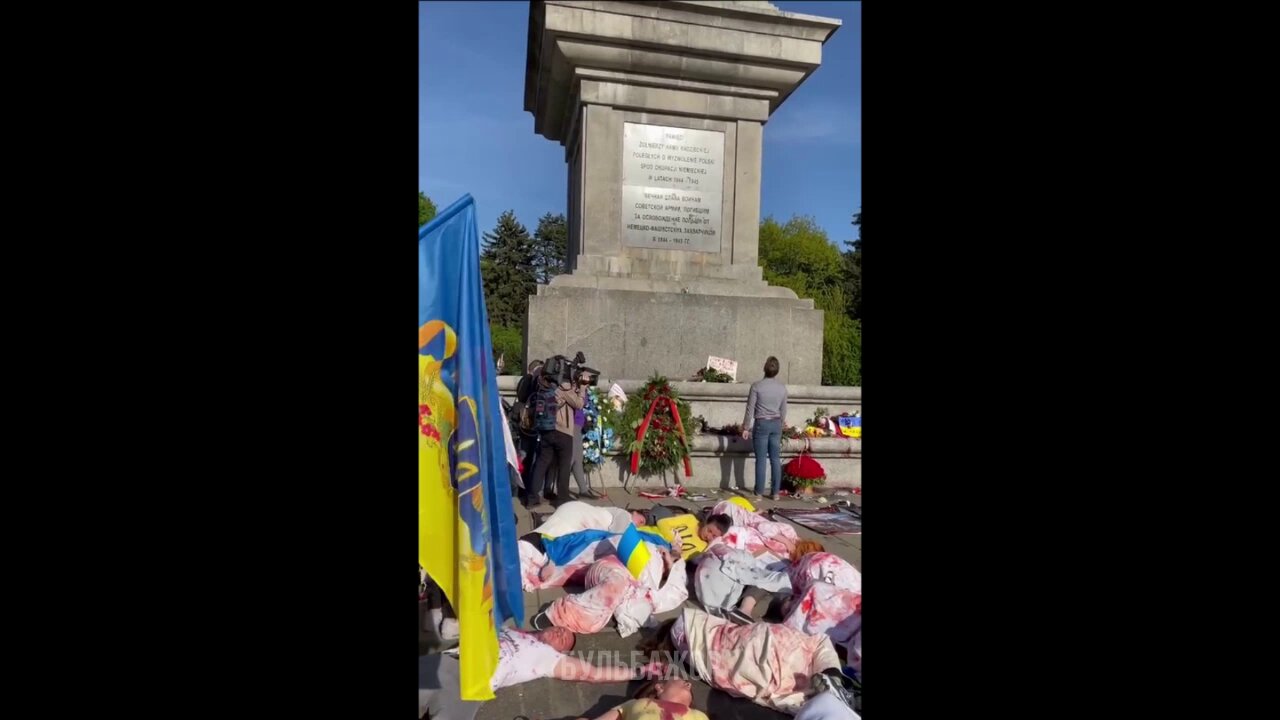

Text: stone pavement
xmin=460 ymin=483 xmax=860 ymax=720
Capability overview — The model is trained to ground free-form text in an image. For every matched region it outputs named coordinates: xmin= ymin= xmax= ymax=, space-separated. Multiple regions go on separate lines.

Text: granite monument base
xmin=526 ymin=284 xmax=824 ymax=385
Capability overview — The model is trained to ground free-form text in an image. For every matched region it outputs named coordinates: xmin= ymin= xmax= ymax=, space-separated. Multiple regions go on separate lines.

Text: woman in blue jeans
xmin=742 ymin=356 xmax=788 ymax=499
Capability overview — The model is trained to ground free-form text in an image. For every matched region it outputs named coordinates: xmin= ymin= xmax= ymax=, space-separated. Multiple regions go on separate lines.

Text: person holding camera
xmin=514 ymin=360 xmax=545 ymax=502
xmin=527 ymin=368 xmax=587 ymax=510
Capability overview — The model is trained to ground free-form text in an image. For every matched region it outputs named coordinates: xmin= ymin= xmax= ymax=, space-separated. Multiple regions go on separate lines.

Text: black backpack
xmin=532 ymin=384 xmax=559 ymax=433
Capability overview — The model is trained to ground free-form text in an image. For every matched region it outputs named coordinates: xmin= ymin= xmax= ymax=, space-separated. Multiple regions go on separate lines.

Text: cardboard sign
xmin=706 ymin=356 xmax=738 ymax=381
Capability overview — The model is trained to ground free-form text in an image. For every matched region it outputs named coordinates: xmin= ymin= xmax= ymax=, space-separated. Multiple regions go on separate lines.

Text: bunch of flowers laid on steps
xmin=783 ymin=452 xmax=828 ymax=493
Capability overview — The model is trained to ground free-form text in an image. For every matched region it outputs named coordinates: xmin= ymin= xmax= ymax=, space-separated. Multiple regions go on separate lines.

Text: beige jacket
xmin=552 ymin=382 xmax=586 ymax=436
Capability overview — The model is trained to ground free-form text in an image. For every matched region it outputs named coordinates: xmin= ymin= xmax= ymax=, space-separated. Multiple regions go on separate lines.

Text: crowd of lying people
xmin=420 ymin=499 xmax=862 ymax=719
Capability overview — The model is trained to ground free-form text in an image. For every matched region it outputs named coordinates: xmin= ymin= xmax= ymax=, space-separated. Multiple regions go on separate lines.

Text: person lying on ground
xmin=708 ymin=500 xmax=799 ymax=557
xmin=696 ymin=512 xmax=730 ymax=544
xmin=705 ymin=516 xmax=789 ymax=563
xmin=518 ymin=511 xmax=670 ymax=592
xmin=639 ymin=606 xmax=855 ymax=715
xmin=693 ymin=526 xmax=792 ymax=625
xmin=518 ymin=530 xmax=618 ymax=591
xmin=780 ymin=541 xmax=863 ymax=647
xmin=534 ymin=500 xmax=647 ymax=538
xmin=531 ymin=545 xmax=687 ymax=637
xmin=574 ymin=676 xmax=709 ymax=720
xmin=419 ymin=626 xmax=665 ymax=720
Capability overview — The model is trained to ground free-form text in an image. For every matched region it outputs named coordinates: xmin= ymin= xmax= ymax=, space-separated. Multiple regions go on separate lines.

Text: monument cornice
xmin=525 ymin=0 xmax=840 ymax=143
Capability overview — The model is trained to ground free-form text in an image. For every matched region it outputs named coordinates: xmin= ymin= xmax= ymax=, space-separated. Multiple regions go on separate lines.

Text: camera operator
xmin=527 ymin=367 xmax=587 ymax=511
xmin=514 ymin=360 xmax=544 ymax=502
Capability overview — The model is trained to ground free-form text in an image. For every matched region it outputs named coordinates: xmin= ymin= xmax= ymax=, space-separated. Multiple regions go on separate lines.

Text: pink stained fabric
xmin=518 ymin=538 xmax=610 ymax=591
xmin=790 ymin=552 xmax=862 ymax=596
xmin=783 ymin=553 xmax=863 ymax=645
xmin=715 ymin=526 xmax=775 ymax=558
xmin=680 ymin=608 xmax=842 ymax=714
xmin=546 ymin=556 xmax=636 ymax=633
xmin=711 ymin=501 xmax=800 ymax=556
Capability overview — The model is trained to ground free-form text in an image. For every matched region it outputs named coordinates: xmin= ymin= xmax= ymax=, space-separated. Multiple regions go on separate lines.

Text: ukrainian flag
xmin=419 ymin=195 xmax=523 ymax=700
xmin=615 ymin=523 xmax=654 ymax=579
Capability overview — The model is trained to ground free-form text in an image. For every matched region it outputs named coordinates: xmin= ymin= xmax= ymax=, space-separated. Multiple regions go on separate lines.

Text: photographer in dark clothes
xmin=514 ymin=360 xmax=544 ymax=504
xmin=527 ymin=370 xmax=587 ymax=511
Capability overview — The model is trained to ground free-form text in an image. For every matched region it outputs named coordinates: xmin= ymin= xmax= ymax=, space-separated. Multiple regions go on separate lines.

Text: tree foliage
xmin=759 ymin=215 xmax=861 ymax=386
xmin=489 ymin=323 xmax=523 ymax=374
xmin=480 ymin=210 xmax=537 ymax=328
xmin=843 ymin=211 xmax=861 ymax=322
xmin=532 ymin=212 xmax=569 ymax=284
xmin=419 ymin=192 xmax=437 ymax=227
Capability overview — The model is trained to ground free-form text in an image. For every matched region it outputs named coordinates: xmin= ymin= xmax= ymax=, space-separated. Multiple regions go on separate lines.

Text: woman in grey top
xmin=742 ymin=356 xmax=788 ymax=499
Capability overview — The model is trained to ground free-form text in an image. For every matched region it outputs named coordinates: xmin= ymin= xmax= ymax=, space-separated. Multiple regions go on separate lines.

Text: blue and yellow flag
xmin=615 ymin=523 xmax=654 ymax=579
xmin=419 ymin=194 xmax=523 ymax=700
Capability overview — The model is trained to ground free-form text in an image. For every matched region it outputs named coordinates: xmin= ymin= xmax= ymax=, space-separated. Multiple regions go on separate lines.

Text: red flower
xmin=784 ymin=454 xmax=826 ymax=480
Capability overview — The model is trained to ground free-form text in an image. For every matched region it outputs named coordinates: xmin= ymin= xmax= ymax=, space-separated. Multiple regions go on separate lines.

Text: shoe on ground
xmin=809 ymin=671 xmax=858 ymax=712
xmin=768 ymin=493 xmax=780 ymax=501
xmin=530 ymin=611 xmax=554 ymax=630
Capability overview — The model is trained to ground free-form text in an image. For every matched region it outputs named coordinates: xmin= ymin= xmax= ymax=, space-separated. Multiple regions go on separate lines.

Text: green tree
xmin=419 ymin=192 xmax=437 ymax=227
xmin=480 ymin=210 xmax=537 ymax=328
xmin=843 ymin=211 xmax=861 ymax=322
xmin=759 ymin=215 xmax=861 ymax=386
xmin=532 ymin=212 xmax=568 ymax=284
xmin=489 ymin=323 xmax=524 ymax=374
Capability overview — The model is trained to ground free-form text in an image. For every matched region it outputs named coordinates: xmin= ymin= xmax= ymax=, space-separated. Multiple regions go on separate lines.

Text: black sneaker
xmin=529 ymin=610 xmax=554 ymax=630
xmin=809 ymin=671 xmax=858 ymax=712
xmin=725 ymin=608 xmax=754 ymax=625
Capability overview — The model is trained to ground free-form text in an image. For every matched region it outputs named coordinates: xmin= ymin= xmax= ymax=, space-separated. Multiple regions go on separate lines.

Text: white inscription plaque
xmin=621 ymin=123 xmax=724 ymax=253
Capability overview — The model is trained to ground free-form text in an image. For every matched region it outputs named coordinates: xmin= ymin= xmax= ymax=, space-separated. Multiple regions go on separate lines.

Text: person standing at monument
xmin=742 ymin=356 xmax=788 ymax=499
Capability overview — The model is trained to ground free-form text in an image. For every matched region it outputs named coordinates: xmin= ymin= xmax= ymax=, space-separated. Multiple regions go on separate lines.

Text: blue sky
xmin=419 ymin=1 xmax=860 ymax=246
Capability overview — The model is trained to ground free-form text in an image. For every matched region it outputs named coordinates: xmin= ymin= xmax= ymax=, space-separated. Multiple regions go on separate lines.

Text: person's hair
xmin=763 ymin=356 xmax=780 ymax=378
xmin=633 ymin=680 xmax=664 ymax=699
xmin=789 ymin=539 xmax=826 ymax=563
xmin=705 ymin=514 xmax=731 ymax=534
xmin=637 ymin=618 xmax=677 ymax=659
xmin=528 ymin=359 xmax=544 ymax=373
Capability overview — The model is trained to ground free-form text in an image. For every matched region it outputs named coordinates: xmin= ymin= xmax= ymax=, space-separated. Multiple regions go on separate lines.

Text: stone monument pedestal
xmin=523 ymin=1 xmax=841 ymax=384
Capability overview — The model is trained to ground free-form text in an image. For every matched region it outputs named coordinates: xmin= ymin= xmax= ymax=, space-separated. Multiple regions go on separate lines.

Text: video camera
xmin=542 ymin=351 xmax=600 ymax=387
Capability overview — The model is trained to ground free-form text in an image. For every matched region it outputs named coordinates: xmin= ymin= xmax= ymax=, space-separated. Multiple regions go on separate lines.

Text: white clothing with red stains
xmin=518 ymin=537 xmax=613 ymax=591
xmin=673 ymin=607 xmax=842 ymax=715
xmin=782 ymin=552 xmax=863 ymax=645
xmin=440 ymin=627 xmax=563 ymax=691
xmin=545 ymin=552 xmax=687 ymax=637
xmin=693 ymin=537 xmax=791 ymax=609
xmin=711 ymin=500 xmax=800 ymax=556
xmin=533 ymin=501 xmax=633 ymax=538
xmin=714 ymin=525 xmax=786 ymax=563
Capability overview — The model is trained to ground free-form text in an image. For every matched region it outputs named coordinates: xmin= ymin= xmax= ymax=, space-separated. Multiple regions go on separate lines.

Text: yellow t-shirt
xmin=613 ymin=699 xmax=709 ymax=720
